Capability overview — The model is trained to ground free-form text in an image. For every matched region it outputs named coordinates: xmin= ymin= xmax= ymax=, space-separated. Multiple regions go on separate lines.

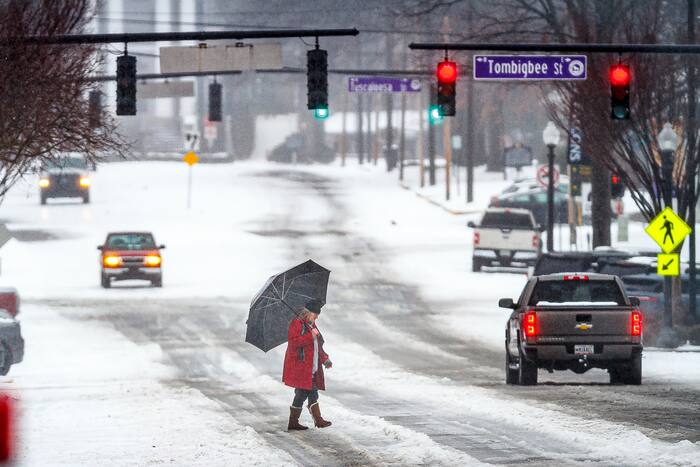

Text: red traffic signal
xmin=437 ymin=60 xmax=457 ymax=84
xmin=609 ymin=64 xmax=630 ymax=87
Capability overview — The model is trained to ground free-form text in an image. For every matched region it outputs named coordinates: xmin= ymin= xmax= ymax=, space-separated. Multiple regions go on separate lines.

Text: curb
xmin=399 ymin=183 xmax=482 ymax=216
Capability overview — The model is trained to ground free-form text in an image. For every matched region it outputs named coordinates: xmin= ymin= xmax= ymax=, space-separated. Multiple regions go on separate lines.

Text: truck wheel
xmin=101 ymin=274 xmax=111 ymax=289
xmin=624 ymin=353 xmax=642 ymax=385
xmin=472 ymin=257 xmax=482 ymax=272
xmin=505 ymin=352 xmax=518 ymax=384
xmin=608 ymin=367 xmax=624 ymax=385
xmin=83 ymin=193 xmax=90 ymax=204
xmin=518 ymin=349 xmax=538 ymax=385
xmin=151 ymin=276 xmax=162 ymax=288
xmin=0 ymin=343 xmax=12 ymax=376
xmin=40 ymin=194 xmax=47 ymax=205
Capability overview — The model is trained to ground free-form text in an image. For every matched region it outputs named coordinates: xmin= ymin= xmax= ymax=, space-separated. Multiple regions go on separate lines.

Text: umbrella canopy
xmin=246 ymin=259 xmax=330 ymax=352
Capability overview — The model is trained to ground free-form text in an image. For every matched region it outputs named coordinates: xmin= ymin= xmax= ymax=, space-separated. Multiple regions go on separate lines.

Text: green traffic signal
xmin=314 ymin=106 xmax=329 ymax=120
xmin=428 ymin=105 xmax=443 ymax=125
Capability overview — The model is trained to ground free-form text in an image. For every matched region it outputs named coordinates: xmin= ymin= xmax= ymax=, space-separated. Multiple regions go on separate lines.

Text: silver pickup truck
xmin=500 ymin=273 xmax=643 ymax=385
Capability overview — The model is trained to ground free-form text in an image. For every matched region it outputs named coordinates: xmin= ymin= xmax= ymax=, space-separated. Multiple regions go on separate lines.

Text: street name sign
xmin=473 ymin=55 xmax=587 ymax=81
xmin=160 ymin=43 xmax=283 ymax=73
xmin=645 ymin=207 xmax=692 ymax=253
xmin=657 ymin=253 xmax=680 ymax=276
xmin=348 ymin=77 xmax=422 ymax=93
xmin=183 ymin=151 xmax=199 ymax=167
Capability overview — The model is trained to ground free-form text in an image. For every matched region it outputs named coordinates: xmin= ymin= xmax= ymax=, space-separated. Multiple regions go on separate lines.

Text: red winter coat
xmin=282 ymin=319 xmax=329 ymax=391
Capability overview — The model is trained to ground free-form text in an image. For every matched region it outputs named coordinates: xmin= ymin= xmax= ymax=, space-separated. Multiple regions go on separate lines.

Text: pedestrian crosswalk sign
xmin=657 ymin=253 xmax=680 ymax=276
xmin=645 ymin=207 xmax=692 ymax=253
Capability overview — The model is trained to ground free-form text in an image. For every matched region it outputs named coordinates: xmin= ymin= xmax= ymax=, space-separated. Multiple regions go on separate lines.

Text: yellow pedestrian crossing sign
xmin=183 ymin=151 xmax=199 ymax=167
xmin=645 ymin=207 xmax=692 ymax=254
xmin=657 ymin=253 xmax=680 ymax=276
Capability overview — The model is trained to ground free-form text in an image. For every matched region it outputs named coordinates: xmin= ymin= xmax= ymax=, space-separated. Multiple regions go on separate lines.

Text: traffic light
xmin=116 ymin=54 xmax=136 ymax=116
xmin=436 ymin=60 xmax=457 ymax=116
xmin=428 ymin=105 xmax=443 ymax=125
xmin=307 ymin=48 xmax=328 ymax=113
xmin=611 ymin=174 xmax=625 ymax=198
xmin=88 ymin=91 xmax=101 ymax=128
xmin=609 ymin=64 xmax=630 ymax=120
xmin=209 ymin=82 xmax=222 ymax=122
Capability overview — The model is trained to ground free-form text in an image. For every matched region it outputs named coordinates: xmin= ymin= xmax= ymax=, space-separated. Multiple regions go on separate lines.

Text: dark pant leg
xmin=292 ymin=388 xmax=309 ymax=408
xmin=307 ymin=389 xmax=319 ymax=406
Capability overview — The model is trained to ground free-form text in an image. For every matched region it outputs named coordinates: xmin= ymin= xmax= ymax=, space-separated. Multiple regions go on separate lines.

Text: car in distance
xmin=0 ymin=309 xmax=24 ymax=376
xmin=468 ymin=208 xmax=542 ymax=271
xmin=98 ymin=232 xmax=165 ymax=288
xmin=0 ymin=288 xmax=19 ymax=318
xmin=39 ymin=155 xmax=92 ymax=205
xmin=500 ymin=273 xmax=643 ymax=385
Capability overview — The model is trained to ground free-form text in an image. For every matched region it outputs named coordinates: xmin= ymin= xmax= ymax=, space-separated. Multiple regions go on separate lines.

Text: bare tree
xmin=0 ymin=0 xmax=125 ymax=198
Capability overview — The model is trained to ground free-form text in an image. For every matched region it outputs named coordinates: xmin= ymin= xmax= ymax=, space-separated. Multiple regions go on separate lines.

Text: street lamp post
xmin=542 ymin=122 xmax=561 ymax=252
xmin=657 ymin=122 xmax=681 ymax=346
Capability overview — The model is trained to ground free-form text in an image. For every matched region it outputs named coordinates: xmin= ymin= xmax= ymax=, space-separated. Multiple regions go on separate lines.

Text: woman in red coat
xmin=283 ymin=299 xmax=332 ymax=430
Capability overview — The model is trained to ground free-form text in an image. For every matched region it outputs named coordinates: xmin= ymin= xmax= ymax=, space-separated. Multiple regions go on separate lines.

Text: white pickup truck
xmin=468 ymin=208 xmax=542 ymax=271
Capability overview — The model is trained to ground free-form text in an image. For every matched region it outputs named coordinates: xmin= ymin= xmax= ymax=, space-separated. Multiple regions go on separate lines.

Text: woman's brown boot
xmin=288 ymin=406 xmax=308 ymax=431
xmin=308 ymin=402 xmax=332 ymax=428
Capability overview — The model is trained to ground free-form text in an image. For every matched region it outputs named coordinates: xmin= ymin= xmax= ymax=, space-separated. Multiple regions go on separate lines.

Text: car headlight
xmin=144 ymin=255 xmax=161 ymax=267
xmin=39 ymin=178 xmax=50 ymax=188
xmin=79 ymin=177 xmax=91 ymax=187
xmin=103 ymin=255 xmax=122 ymax=267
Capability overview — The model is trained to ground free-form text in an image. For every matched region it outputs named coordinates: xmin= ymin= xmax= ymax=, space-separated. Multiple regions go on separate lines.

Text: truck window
xmin=528 ymin=280 xmax=625 ymax=306
xmin=481 ymin=212 xmax=534 ymax=229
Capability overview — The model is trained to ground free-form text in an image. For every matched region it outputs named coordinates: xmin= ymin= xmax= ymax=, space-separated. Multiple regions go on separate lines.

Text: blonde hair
xmin=299 ymin=308 xmax=314 ymax=321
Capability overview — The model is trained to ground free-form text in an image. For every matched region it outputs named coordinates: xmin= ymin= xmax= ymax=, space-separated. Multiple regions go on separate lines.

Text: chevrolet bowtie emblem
xmin=576 ymin=323 xmax=593 ymax=331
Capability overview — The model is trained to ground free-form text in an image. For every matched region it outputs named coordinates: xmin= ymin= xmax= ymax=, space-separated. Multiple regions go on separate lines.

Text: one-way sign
xmin=474 ymin=55 xmax=587 ymax=80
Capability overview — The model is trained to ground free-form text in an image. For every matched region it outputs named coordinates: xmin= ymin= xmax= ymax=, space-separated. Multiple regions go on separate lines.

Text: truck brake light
xmin=473 ymin=232 xmax=480 ymax=245
xmin=563 ymin=274 xmax=589 ymax=281
xmin=631 ymin=310 xmax=642 ymax=336
xmin=532 ymin=234 xmax=540 ymax=248
xmin=523 ymin=311 xmax=538 ymax=338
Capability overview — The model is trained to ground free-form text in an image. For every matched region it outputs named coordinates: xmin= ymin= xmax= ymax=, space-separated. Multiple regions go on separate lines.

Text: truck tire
xmin=518 ymin=348 xmax=538 ymax=385
xmin=505 ymin=352 xmax=518 ymax=384
xmin=151 ymin=276 xmax=162 ymax=288
xmin=608 ymin=367 xmax=624 ymax=385
xmin=83 ymin=192 xmax=90 ymax=204
xmin=101 ymin=273 xmax=111 ymax=289
xmin=624 ymin=353 xmax=642 ymax=385
xmin=472 ymin=257 xmax=482 ymax=272
xmin=0 ymin=343 xmax=12 ymax=376
xmin=40 ymin=194 xmax=47 ymax=205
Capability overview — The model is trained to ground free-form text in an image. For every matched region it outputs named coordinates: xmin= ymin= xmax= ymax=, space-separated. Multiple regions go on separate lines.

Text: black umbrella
xmin=246 ymin=259 xmax=330 ymax=352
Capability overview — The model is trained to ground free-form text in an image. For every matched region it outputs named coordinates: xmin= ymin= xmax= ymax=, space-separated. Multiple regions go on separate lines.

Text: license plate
xmin=499 ymin=250 xmax=510 ymax=257
xmin=574 ymin=344 xmax=594 ymax=355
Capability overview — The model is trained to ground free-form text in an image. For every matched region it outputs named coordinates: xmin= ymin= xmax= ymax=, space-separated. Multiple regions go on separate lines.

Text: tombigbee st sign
xmin=473 ymin=55 xmax=587 ymax=81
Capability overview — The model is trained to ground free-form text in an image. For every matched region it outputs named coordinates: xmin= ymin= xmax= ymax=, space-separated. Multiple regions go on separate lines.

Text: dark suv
xmin=98 ymin=232 xmax=165 ymax=288
xmin=39 ymin=156 xmax=91 ymax=204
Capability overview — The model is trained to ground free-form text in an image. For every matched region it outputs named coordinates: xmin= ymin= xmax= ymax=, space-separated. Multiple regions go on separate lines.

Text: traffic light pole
xmin=7 ymin=28 xmax=359 ymax=46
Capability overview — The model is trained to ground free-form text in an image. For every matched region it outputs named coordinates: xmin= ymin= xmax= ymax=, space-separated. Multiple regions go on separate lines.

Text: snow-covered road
xmin=0 ymin=161 xmax=699 ymax=466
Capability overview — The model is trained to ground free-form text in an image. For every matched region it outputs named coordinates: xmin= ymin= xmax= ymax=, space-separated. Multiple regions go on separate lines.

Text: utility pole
xmin=687 ymin=0 xmax=697 ymax=321
xmin=385 ymin=33 xmax=395 ymax=171
xmin=444 ymin=115 xmax=452 ymax=200
xmin=428 ymin=85 xmax=437 ymax=186
xmin=419 ymin=86 xmax=426 ymax=188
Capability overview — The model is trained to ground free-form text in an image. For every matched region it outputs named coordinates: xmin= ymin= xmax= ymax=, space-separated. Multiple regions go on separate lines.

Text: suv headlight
xmin=144 ymin=255 xmax=161 ymax=267
xmin=103 ymin=256 xmax=122 ymax=267
xmin=79 ymin=177 xmax=91 ymax=187
xmin=39 ymin=178 xmax=50 ymax=188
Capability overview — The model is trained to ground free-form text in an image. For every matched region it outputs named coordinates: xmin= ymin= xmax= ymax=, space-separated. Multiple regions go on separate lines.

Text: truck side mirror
xmin=498 ymin=298 xmax=515 ymax=309
xmin=97 ymin=245 xmax=103 ymax=251
xmin=467 ymin=221 xmax=476 ymax=228
xmin=629 ymin=297 xmax=640 ymax=307
xmin=159 ymin=244 xmax=166 ymax=249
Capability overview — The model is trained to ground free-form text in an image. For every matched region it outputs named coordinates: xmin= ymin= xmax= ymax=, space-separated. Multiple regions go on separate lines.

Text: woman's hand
xmin=324 ymin=360 xmax=332 ymax=369
xmin=311 ymin=328 xmax=320 ymax=337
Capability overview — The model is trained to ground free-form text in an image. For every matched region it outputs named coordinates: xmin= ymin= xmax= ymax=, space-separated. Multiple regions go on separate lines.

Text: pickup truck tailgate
xmin=535 ymin=306 xmax=635 ymax=337
xmin=476 ymin=227 xmax=536 ymax=251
